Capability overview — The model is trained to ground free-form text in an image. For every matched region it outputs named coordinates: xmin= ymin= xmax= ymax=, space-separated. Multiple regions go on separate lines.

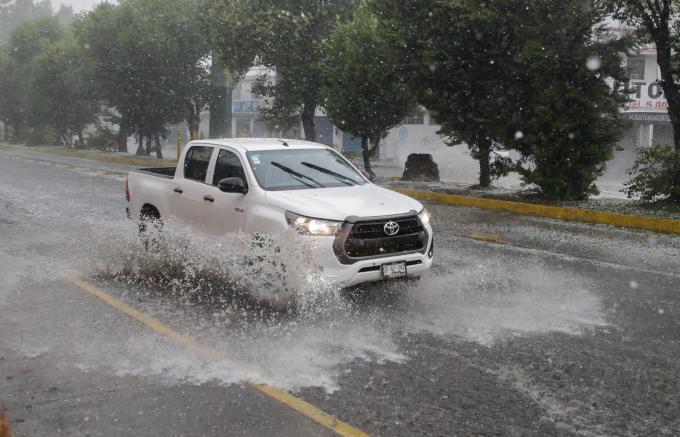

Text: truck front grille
xmin=333 ymin=215 xmax=428 ymax=264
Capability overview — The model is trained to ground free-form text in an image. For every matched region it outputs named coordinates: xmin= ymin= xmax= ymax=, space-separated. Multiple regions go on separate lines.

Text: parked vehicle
xmin=125 ymin=139 xmax=434 ymax=287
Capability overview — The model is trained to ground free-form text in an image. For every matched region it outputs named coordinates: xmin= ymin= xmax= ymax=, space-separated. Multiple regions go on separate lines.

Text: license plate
xmin=382 ymin=261 xmax=407 ymax=280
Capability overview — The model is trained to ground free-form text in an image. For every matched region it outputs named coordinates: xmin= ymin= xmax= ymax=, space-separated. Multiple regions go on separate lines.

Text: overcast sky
xmin=53 ymin=0 xmax=106 ymax=13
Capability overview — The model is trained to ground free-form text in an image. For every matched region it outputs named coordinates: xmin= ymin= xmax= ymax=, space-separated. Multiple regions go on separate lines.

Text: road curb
xmin=395 ymin=188 xmax=680 ymax=235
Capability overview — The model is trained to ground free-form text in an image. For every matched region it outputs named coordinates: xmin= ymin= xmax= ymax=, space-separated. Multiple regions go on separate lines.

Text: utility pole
xmin=209 ymin=54 xmax=233 ymax=139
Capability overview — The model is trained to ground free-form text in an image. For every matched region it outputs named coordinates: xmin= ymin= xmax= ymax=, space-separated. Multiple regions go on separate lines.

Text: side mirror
xmin=218 ymin=177 xmax=248 ymax=194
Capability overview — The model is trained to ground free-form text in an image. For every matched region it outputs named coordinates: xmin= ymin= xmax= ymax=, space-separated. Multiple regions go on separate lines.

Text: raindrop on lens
xmin=586 ymin=55 xmax=602 ymax=71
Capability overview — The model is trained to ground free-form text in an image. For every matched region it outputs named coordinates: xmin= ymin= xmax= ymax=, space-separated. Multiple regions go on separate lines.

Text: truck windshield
xmin=246 ymin=149 xmax=367 ymax=191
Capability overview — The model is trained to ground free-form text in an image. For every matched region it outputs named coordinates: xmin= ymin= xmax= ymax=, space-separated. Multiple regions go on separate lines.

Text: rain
xmin=1 ymin=1 xmax=680 ymax=436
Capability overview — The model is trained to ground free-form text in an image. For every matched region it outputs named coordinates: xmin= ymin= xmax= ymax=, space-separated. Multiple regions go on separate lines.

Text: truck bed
xmin=133 ymin=167 xmax=176 ymax=178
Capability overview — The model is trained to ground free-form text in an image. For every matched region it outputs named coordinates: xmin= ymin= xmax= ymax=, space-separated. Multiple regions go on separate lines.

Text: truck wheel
xmin=139 ymin=206 xmax=162 ymax=248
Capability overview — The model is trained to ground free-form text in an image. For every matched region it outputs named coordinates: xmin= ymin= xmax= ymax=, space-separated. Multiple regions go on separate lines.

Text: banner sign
xmin=232 ymin=99 xmax=263 ymax=114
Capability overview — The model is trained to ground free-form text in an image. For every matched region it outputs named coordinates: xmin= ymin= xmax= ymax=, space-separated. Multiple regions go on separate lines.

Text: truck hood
xmin=265 ymin=184 xmax=423 ymax=221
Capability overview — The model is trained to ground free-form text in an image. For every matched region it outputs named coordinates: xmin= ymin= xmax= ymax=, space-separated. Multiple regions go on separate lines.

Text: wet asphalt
xmin=1 ymin=145 xmax=679 ymax=436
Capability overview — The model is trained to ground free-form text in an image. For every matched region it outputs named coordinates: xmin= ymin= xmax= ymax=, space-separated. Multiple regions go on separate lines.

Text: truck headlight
xmin=285 ymin=211 xmax=343 ymax=236
xmin=418 ymin=208 xmax=431 ymax=226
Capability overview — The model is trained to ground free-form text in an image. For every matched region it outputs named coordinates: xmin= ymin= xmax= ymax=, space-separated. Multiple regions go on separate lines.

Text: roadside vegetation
xmin=0 ymin=0 xmax=679 ymax=204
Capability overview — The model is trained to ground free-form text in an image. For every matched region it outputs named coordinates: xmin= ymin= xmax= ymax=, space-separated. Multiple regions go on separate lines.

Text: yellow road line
xmin=395 ymin=188 xmax=680 ymax=235
xmin=65 ymin=277 xmax=369 ymax=437
xmin=470 ymin=232 xmax=502 ymax=243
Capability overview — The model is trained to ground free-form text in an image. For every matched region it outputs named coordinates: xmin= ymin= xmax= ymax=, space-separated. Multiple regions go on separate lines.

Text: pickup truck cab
xmin=126 ymin=139 xmax=433 ymax=288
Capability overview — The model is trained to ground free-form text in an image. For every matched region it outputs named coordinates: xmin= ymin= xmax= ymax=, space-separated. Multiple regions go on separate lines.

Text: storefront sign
xmin=622 ymin=112 xmax=670 ymax=122
xmin=616 ymin=81 xmax=668 ymax=112
xmin=232 ymin=99 xmax=263 ymax=114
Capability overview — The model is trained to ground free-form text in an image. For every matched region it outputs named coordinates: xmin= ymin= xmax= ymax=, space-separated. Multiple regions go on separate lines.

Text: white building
xmin=230 ymin=68 xmax=342 ymax=147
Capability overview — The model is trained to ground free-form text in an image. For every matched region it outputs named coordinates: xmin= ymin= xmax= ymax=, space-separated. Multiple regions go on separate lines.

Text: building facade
xmin=229 ymin=68 xmax=342 ymax=147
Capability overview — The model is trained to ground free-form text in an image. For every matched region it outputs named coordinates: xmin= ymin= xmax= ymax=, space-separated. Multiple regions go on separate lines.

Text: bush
xmin=402 ymin=153 xmax=440 ymax=182
xmin=22 ymin=126 xmax=63 ymax=146
xmin=624 ymin=144 xmax=680 ymax=204
xmin=85 ymin=126 xmax=116 ymax=151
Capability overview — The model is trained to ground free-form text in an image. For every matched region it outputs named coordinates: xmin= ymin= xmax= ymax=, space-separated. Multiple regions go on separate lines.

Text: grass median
xmin=0 ymin=143 xmax=177 ymax=168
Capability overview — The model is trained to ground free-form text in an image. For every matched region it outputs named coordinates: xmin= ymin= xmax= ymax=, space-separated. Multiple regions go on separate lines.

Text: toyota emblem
xmin=383 ymin=221 xmax=400 ymax=236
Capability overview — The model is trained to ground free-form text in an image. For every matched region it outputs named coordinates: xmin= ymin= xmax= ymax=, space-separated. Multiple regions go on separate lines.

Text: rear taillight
xmin=125 ymin=177 xmax=130 ymax=202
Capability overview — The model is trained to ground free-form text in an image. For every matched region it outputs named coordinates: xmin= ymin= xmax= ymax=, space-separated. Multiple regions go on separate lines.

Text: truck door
xmin=169 ymin=144 xmax=216 ymax=229
xmin=203 ymin=148 xmax=248 ymax=233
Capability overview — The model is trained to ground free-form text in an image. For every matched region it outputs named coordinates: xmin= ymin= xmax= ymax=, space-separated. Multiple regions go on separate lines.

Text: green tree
xmin=75 ymin=0 xmax=212 ymax=156
xmin=321 ymin=4 xmax=415 ymax=176
xmin=508 ymin=1 xmax=630 ymax=200
xmin=373 ymin=0 xmax=628 ymax=197
xmin=0 ymin=0 xmax=52 ymax=44
xmin=371 ymin=0 xmax=524 ymax=187
xmin=30 ymin=35 xmax=99 ymax=147
xmin=0 ymin=48 xmax=25 ymax=140
xmin=207 ymin=0 xmax=356 ymax=141
xmin=74 ymin=2 xmax=132 ymax=152
xmin=611 ymin=0 xmax=680 ymax=202
xmin=0 ymin=16 xmax=66 ymax=142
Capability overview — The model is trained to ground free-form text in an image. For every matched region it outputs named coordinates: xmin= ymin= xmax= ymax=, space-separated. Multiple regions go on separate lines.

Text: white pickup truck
xmin=125 ymin=138 xmax=433 ymax=287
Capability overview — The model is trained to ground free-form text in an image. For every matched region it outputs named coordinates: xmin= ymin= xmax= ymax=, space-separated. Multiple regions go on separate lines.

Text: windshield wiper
xmin=271 ymin=161 xmax=325 ymax=188
xmin=301 ymin=162 xmax=357 ymax=186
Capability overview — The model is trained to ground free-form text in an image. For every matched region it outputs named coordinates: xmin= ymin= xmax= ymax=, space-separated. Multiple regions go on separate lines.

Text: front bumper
xmin=308 ymin=223 xmax=434 ymax=288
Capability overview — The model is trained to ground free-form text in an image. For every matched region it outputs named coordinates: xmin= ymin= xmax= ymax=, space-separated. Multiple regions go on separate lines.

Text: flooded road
xmin=1 ymin=146 xmax=680 ymax=436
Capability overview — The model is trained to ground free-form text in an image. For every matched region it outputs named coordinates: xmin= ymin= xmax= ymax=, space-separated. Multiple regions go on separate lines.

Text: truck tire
xmin=139 ymin=205 xmax=162 ymax=248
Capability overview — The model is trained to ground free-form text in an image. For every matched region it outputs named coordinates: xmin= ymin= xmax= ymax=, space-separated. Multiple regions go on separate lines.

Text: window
xmin=404 ymin=112 xmax=425 ymax=125
xmin=626 ymin=56 xmax=645 ymax=81
xmin=183 ymin=146 xmax=213 ymax=182
xmin=213 ymin=149 xmax=247 ymax=186
xmin=246 ymin=148 xmax=366 ymax=191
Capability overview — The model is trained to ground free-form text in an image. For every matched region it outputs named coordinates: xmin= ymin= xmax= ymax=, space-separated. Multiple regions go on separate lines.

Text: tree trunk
xmin=145 ymin=135 xmax=152 ymax=156
xmin=12 ymin=123 xmax=21 ymax=142
xmin=76 ymin=128 xmax=85 ymax=149
xmin=301 ymin=103 xmax=316 ymax=141
xmin=478 ymin=139 xmax=491 ymax=188
xmin=154 ymin=131 xmax=163 ymax=159
xmin=369 ymin=134 xmax=381 ymax=158
xmin=117 ymin=112 xmax=129 ymax=153
xmin=652 ymin=28 xmax=680 ymax=201
xmin=361 ymin=135 xmax=375 ymax=179
xmin=652 ymin=26 xmax=679 ymax=150
xmin=135 ymin=131 xmax=145 ymax=155
xmin=189 ymin=114 xmax=199 ymax=141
